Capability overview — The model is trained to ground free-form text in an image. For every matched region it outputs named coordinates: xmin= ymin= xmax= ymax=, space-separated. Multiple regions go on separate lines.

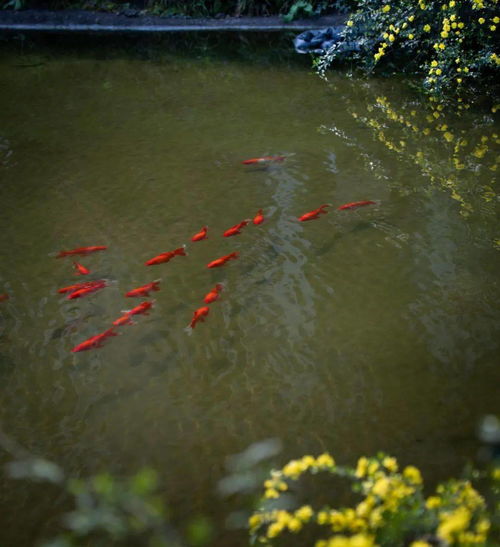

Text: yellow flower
xmin=408 ymin=15 xmax=415 ymax=22
xmin=423 ymin=128 xmax=431 ymax=135
xmin=382 ymin=5 xmax=391 ymax=12
xmin=295 ymin=505 xmax=314 ymax=522
xmin=449 ymin=0 xmax=455 ymax=6
xmin=403 ymin=466 xmax=422 ymax=485
xmin=437 ymin=507 xmax=471 ymax=543
xmin=458 ymin=22 xmax=464 ymax=28
xmin=408 ymin=33 xmax=414 ymax=39
xmin=249 ymin=514 xmax=262 ymax=529
xmin=441 ymin=31 xmax=449 ymax=38
xmin=372 ymin=477 xmax=391 ymax=497
xmin=423 ymin=24 xmax=431 ymax=32
xmin=490 ymin=25 xmax=497 ymax=31
xmin=457 ymin=78 xmax=462 ymax=83
xmin=478 ymin=17 xmax=485 ymax=24
xmin=436 ymin=68 xmax=442 ymax=75
xmin=355 ymin=457 xmax=369 ymax=478
xmin=410 ymin=542 xmax=431 ymax=547
xmin=264 ymin=488 xmax=279 ymax=499
xmin=439 ymin=43 xmax=446 ymax=49
xmin=382 ymin=456 xmax=398 ymax=473
xmin=494 ymin=17 xmax=500 ymax=24
xmin=316 ymin=453 xmax=335 ymax=468
xmin=389 ymin=34 xmax=395 ymax=42
xmin=347 ymin=20 xmax=354 ymax=27
xmin=443 ymin=132 xmax=454 ymax=142
xmin=450 ymin=14 xmax=456 ymax=21
xmin=431 ymin=60 xmax=438 ymax=67
xmin=426 ymin=496 xmax=441 ymax=509
xmin=287 ymin=517 xmax=302 ymax=532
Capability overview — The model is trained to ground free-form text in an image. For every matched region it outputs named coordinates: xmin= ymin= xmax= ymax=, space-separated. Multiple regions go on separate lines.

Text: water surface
xmin=0 ymin=33 xmax=499 ymax=546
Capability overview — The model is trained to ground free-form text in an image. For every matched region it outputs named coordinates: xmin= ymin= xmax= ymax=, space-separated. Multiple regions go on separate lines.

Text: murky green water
xmin=0 ymin=34 xmax=499 ymax=546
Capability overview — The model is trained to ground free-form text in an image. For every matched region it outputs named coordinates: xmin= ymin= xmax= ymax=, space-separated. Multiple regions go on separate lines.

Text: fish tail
xmin=231 ymin=252 xmax=239 ymax=259
xmin=215 ymin=283 xmax=224 ymax=291
xmin=56 ymin=251 xmax=68 ymax=258
xmin=176 ymin=245 xmax=187 ymax=256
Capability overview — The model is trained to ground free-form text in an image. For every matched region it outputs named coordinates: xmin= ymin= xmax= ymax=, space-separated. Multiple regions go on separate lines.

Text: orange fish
xmin=73 ymin=262 xmax=90 ymax=276
xmin=145 ymin=247 xmax=186 ymax=266
xmin=58 ymin=280 xmax=104 ymax=295
xmin=190 ymin=306 xmax=210 ymax=329
xmin=112 ymin=314 xmax=136 ymax=327
xmin=253 ymin=209 xmax=264 ymax=225
xmin=122 ymin=301 xmax=153 ymax=316
xmin=242 ymin=156 xmax=285 ymax=165
xmin=67 ymin=280 xmax=107 ymax=300
xmin=71 ymin=328 xmax=117 ymax=353
xmin=204 ymin=283 xmax=224 ymax=304
xmin=57 ymin=246 xmax=107 ymax=258
xmin=0 ymin=293 xmax=9 ymax=302
xmin=125 ymin=280 xmax=160 ymax=298
xmin=191 ymin=226 xmax=208 ymax=242
xmin=298 ymin=204 xmax=331 ymax=222
xmin=223 ymin=220 xmax=250 ymax=238
xmin=207 ymin=252 xmax=239 ymax=269
xmin=337 ymin=200 xmax=376 ymax=211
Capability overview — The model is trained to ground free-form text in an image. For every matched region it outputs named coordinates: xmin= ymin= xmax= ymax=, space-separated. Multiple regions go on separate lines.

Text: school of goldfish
xmin=0 ymin=156 xmax=377 ymax=355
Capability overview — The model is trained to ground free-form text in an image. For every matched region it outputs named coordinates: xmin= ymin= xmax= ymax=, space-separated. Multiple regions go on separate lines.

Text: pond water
xmin=0 ymin=33 xmax=499 ymax=546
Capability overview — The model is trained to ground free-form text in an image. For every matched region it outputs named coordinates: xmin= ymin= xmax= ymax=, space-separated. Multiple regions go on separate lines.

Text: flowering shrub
xmin=249 ymin=453 xmax=500 ymax=546
xmin=316 ymin=0 xmax=500 ymax=105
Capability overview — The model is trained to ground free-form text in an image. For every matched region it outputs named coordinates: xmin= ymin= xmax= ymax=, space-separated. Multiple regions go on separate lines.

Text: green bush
xmin=316 ymin=0 xmax=500 ymax=105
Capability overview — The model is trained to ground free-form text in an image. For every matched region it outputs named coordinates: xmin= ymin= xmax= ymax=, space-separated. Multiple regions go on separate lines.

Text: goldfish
xmin=56 ymin=246 xmax=107 ymax=258
xmin=242 ymin=156 xmax=285 ymax=165
xmin=223 ymin=220 xmax=250 ymax=238
xmin=71 ymin=328 xmax=117 ymax=353
xmin=189 ymin=306 xmax=210 ymax=329
xmin=191 ymin=226 xmax=208 ymax=242
xmin=207 ymin=252 xmax=239 ymax=268
xmin=253 ymin=209 xmax=264 ymax=225
xmin=0 ymin=293 xmax=9 ymax=302
xmin=122 ymin=301 xmax=153 ymax=316
xmin=73 ymin=262 xmax=90 ymax=275
xmin=67 ymin=280 xmax=107 ymax=300
xmin=112 ymin=314 xmax=135 ymax=327
xmin=125 ymin=280 xmax=160 ymax=298
xmin=298 ymin=204 xmax=331 ymax=222
xmin=337 ymin=200 xmax=376 ymax=211
xmin=57 ymin=280 xmax=105 ymax=295
xmin=204 ymin=283 xmax=224 ymax=304
xmin=145 ymin=246 xmax=186 ymax=266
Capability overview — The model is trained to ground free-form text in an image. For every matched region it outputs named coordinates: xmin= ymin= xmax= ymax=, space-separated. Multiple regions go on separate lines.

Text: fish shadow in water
xmin=316 ymin=221 xmax=373 ymax=256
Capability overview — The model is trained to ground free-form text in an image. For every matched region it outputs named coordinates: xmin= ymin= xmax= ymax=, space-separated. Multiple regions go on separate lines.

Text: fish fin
xmin=184 ymin=325 xmax=193 ymax=335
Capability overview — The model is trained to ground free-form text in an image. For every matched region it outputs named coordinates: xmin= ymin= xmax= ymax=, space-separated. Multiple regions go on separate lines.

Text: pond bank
xmin=0 ymin=9 xmax=346 ymax=33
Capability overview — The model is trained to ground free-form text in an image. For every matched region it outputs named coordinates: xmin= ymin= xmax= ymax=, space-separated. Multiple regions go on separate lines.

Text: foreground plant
xmin=316 ymin=0 xmax=499 ymax=106
xmin=249 ymin=453 xmax=500 ymax=545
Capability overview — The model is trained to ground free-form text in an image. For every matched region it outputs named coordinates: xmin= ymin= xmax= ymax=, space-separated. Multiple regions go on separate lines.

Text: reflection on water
xmin=0 ymin=34 xmax=499 ymax=546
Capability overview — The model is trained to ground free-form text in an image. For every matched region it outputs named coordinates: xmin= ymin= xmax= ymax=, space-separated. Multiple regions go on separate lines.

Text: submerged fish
xmin=122 ymin=301 xmax=154 ymax=317
xmin=145 ymin=247 xmax=186 ymax=266
xmin=253 ymin=209 xmax=265 ymax=225
xmin=298 ymin=204 xmax=331 ymax=222
xmin=191 ymin=226 xmax=208 ymax=242
xmin=125 ymin=280 xmax=161 ymax=298
xmin=207 ymin=252 xmax=239 ymax=268
xmin=337 ymin=200 xmax=376 ymax=211
xmin=73 ymin=262 xmax=90 ymax=275
xmin=71 ymin=328 xmax=117 ymax=353
xmin=112 ymin=314 xmax=136 ymax=327
xmin=242 ymin=156 xmax=285 ymax=165
xmin=189 ymin=306 xmax=210 ymax=329
xmin=67 ymin=280 xmax=107 ymax=300
xmin=57 ymin=280 xmax=105 ymax=295
xmin=223 ymin=220 xmax=250 ymax=238
xmin=204 ymin=283 xmax=224 ymax=304
xmin=57 ymin=246 xmax=107 ymax=258
xmin=0 ymin=293 xmax=9 ymax=302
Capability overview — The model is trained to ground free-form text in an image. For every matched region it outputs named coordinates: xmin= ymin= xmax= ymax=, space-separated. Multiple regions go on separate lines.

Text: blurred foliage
xmin=249 ymin=452 xmax=500 ymax=546
xmin=0 ymin=0 xmax=356 ymax=18
xmin=316 ymin=0 xmax=499 ymax=106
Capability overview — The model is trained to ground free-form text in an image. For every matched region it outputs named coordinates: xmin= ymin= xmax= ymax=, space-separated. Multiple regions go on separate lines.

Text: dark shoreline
xmin=0 ymin=9 xmax=346 ymax=33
